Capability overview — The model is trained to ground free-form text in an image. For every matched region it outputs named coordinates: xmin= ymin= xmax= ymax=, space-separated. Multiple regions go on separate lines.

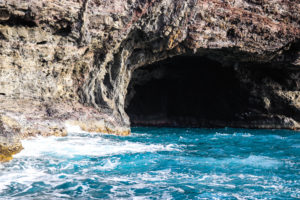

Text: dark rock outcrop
xmin=0 ymin=0 xmax=299 ymax=158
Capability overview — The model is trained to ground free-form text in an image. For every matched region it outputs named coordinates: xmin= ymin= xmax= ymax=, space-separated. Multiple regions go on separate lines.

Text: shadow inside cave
xmin=125 ymin=56 xmax=253 ymax=128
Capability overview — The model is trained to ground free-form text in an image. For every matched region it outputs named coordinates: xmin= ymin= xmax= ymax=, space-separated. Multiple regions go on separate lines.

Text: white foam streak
xmin=195 ymin=155 xmax=282 ymax=169
xmin=15 ymin=134 xmax=178 ymax=159
xmin=0 ymin=131 xmax=180 ymax=194
xmin=65 ymin=124 xmax=84 ymax=134
xmin=0 ymin=167 xmax=47 ymax=192
xmin=0 ymin=128 xmax=298 ymax=199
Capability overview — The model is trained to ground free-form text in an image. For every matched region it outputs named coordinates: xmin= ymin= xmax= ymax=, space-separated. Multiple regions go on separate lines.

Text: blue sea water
xmin=0 ymin=127 xmax=299 ymax=199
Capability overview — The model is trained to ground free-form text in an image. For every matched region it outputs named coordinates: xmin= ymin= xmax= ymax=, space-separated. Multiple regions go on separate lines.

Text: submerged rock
xmin=0 ymin=0 xmax=299 ymax=158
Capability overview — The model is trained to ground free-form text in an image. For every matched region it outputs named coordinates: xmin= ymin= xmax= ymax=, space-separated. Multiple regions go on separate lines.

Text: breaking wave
xmin=0 ymin=127 xmax=299 ymax=199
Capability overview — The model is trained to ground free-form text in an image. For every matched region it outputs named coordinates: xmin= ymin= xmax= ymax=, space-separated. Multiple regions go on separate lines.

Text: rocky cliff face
xmin=0 ymin=0 xmax=299 ymax=160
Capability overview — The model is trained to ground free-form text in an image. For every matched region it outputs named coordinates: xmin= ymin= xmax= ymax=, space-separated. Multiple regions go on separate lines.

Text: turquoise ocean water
xmin=0 ymin=127 xmax=299 ymax=199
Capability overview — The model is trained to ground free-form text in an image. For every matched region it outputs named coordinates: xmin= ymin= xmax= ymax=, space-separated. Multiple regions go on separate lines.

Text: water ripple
xmin=0 ymin=127 xmax=299 ymax=199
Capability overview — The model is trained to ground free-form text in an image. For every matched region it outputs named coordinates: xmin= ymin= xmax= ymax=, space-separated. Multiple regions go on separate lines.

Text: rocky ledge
xmin=0 ymin=0 xmax=299 ymax=159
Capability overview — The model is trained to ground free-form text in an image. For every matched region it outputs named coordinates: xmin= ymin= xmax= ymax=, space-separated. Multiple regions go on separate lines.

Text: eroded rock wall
xmin=0 ymin=0 xmax=299 ymax=158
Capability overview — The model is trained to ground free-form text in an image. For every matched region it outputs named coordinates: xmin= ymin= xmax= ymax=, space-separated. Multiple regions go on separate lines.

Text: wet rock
xmin=0 ymin=115 xmax=23 ymax=162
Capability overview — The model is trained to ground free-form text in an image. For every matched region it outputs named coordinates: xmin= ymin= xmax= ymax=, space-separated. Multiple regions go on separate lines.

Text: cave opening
xmin=125 ymin=56 xmax=253 ymax=128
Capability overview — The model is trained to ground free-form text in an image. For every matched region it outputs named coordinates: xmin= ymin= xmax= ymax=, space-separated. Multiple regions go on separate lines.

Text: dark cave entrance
xmin=125 ymin=56 xmax=253 ymax=128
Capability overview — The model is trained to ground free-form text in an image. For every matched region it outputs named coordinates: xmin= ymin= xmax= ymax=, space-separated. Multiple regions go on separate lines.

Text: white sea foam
xmin=0 ymin=167 xmax=48 ymax=192
xmin=215 ymin=132 xmax=229 ymax=136
xmin=130 ymin=132 xmax=152 ymax=137
xmin=15 ymin=134 xmax=178 ymax=159
xmin=232 ymin=194 xmax=248 ymax=200
xmin=236 ymin=155 xmax=282 ymax=168
xmin=198 ymin=173 xmax=232 ymax=184
xmin=132 ymin=196 xmax=150 ymax=200
xmin=65 ymin=124 xmax=84 ymax=134
xmin=162 ymin=191 xmax=173 ymax=200
xmin=233 ymin=132 xmax=253 ymax=137
xmin=195 ymin=155 xmax=282 ymax=169
xmin=0 ymin=132 xmax=180 ymax=195
xmin=139 ymin=169 xmax=172 ymax=181
xmin=95 ymin=158 xmax=120 ymax=171
xmin=292 ymin=144 xmax=300 ymax=148
xmin=1 ymin=128 xmax=298 ymax=199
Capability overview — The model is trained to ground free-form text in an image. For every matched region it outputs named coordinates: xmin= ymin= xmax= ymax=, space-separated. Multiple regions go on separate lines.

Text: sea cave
xmin=125 ymin=55 xmax=300 ymax=129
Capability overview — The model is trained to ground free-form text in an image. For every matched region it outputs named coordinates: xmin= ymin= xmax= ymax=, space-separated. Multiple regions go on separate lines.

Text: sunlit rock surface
xmin=0 ymin=0 xmax=299 ymax=157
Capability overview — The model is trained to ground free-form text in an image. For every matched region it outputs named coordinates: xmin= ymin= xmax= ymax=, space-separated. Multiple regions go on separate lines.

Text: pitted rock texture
xmin=0 ymin=0 xmax=299 ymax=156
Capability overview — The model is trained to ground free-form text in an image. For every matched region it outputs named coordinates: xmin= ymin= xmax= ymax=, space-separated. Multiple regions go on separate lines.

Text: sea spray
xmin=0 ymin=127 xmax=299 ymax=199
